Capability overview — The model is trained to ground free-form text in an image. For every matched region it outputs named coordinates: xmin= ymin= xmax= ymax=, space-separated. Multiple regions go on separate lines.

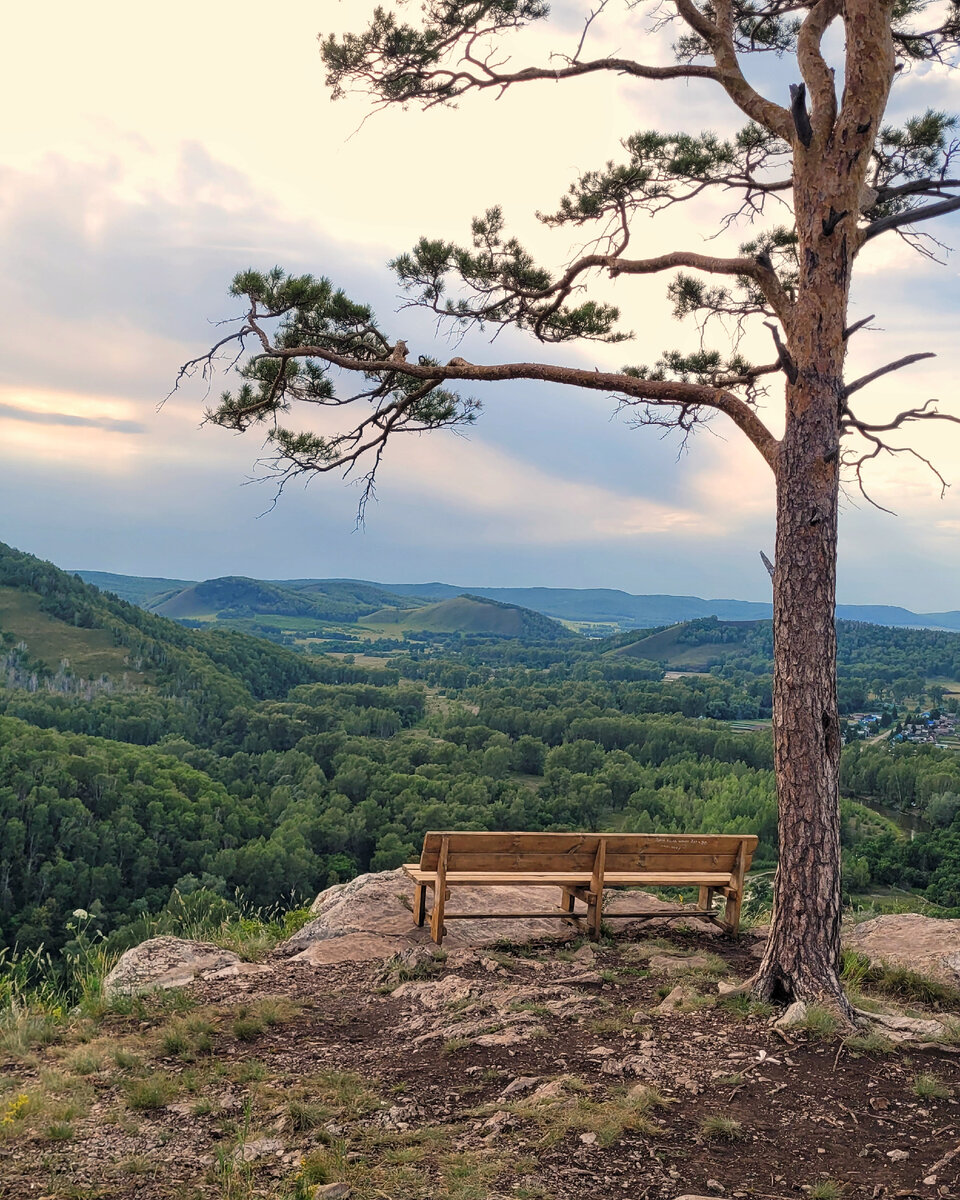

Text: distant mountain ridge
xmin=74 ymin=571 xmax=960 ymax=633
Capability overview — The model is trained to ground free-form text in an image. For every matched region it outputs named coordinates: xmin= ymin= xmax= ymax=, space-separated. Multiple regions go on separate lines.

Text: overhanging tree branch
xmin=863 ymin=193 xmax=960 ymax=239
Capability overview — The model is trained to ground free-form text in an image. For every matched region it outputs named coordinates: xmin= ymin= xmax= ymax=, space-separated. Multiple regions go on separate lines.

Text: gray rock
xmin=845 ymin=913 xmax=960 ymax=989
xmin=313 ymin=1185 xmax=352 ymax=1199
xmin=656 ymin=985 xmax=698 ymax=1014
xmin=232 ymin=1137 xmax=283 ymax=1163
xmin=557 ymin=971 xmax=604 ymax=989
xmin=499 ymin=1076 xmax=542 ymax=1098
xmin=773 ymin=1000 xmax=808 ymax=1030
xmin=103 ymin=937 xmax=242 ymax=997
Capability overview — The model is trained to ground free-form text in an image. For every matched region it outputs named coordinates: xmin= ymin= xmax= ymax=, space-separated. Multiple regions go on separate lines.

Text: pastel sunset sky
xmin=1 ymin=1 xmax=958 ymax=607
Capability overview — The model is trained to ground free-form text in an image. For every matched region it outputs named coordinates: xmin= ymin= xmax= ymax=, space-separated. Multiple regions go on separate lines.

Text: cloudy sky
xmin=1 ymin=1 xmax=958 ymax=608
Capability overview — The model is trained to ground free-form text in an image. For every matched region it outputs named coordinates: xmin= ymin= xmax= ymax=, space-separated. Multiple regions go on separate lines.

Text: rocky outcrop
xmin=845 ymin=914 xmax=960 ymax=989
xmin=102 ymin=936 xmax=270 ymax=996
xmin=281 ymin=867 xmax=719 ymax=965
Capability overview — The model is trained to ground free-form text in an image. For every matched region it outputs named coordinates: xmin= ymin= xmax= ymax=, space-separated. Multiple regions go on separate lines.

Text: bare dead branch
xmin=863 ymin=193 xmax=960 ymax=240
xmin=843 ymin=314 xmax=875 ymax=340
xmin=843 ymin=352 xmax=936 ymax=398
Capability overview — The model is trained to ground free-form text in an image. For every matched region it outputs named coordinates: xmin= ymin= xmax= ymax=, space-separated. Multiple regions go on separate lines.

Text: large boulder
xmin=279 ymin=868 xmax=715 ymax=965
xmin=845 ymin=914 xmax=960 ymax=989
xmin=103 ymin=936 xmax=267 ymax=996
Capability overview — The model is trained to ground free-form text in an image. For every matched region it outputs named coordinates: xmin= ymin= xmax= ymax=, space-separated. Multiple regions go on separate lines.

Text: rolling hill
xmin=75 ymin=571 xmax=960 ymax=633
xmin=610 ymin=618 xmax=764 ymax=669
xmin=362 ymin=594 xmax=577 ymax=640
xmin=0 ymin=542 xmax=335 ymax=708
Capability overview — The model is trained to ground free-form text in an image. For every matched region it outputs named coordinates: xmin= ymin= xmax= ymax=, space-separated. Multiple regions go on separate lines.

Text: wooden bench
xmin=402 ymin=831 xmax=757 ymax=946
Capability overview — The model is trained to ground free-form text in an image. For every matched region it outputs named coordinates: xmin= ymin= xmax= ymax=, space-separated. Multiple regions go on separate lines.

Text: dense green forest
xmin=3 ymin=541 xmax=960 ymax=960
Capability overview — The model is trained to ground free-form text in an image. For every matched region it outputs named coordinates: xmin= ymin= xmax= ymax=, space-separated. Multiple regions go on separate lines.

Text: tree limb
xmin=673 ymin=0 xmax=794 ymax=141
xmin=214 ymin=320 xmax=781 ymax=471
xmin=843 ymin=352 xmax=936 ymax=398
xmin=863 ymin=194 xmax=960 ymax=240
xmin=796 ymin=0 xmax=840 ymax=143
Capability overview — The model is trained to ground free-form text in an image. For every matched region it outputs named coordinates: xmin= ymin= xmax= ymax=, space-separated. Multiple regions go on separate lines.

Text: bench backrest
xmin=418 ymin=831 xmax=757 ymax=875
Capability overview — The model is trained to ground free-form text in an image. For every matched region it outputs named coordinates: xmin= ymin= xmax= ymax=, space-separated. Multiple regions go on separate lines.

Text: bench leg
xmin=722 ymin=888 xmax=743 ymax=936
xmin=429 ymin=886 xmax=447 ymax=946
xmin=587 ymin=887 xmax=603 ymax=941
xmin=698 ymin=885 xmax=714 ymax=912
xmin=414 ymin=883 xmax=427 ymax=927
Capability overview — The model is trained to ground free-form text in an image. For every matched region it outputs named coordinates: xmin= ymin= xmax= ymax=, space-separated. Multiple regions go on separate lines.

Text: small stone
xmin=886 ymin=1149 xmax=909 ymax=1161
xmin=500 ymin=1076 xmax=541 ymax=1098
xmin=580 ymin=1131 xmax=597 ymax=1145
xmin=707 ymin=1182 xmax=726 ymax=1195
xmin=232 ymin=1137 xmax=283 ymax=1163
xmin=571 ymin=945 xmax=596 ymax=964
xmin=313 ymin=1185 xmax=352 ymax=1200
xmin=558 ymin=971 xmax=604 ymax=989
xmin=656 ymin=985 xmax=698 ymax=1014
xmin=924 ymin=1175 xmax=938 ymax=1185
xmin=773 ymin=1000 xmax=808 ymax=1030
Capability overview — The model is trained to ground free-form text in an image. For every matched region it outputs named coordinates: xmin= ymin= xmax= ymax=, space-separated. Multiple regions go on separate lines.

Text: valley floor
xmin=1 ymin=930 xmax=959 ymax=1199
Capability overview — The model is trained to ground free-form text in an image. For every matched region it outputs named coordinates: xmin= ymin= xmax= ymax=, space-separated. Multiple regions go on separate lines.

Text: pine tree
xmin=182 ymin=0 xmax=960 ymax=1010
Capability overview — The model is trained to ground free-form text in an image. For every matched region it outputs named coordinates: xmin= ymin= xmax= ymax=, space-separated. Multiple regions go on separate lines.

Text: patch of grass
xmin=798 ymin=1006 xmax=840 ymax=1040
xmin=65 ymin=1048 xmax=104 ymax=1076
xmin=516 ymin=1080 xmax=665 ymax=1149
xmin=843 ymin=1030 xmax=895 ymax=1054
xmin=507 ymin=1001 xmax=552 ymax=1018
xmin=842 ymin=950 xmax=960 ymax=1009
xmin=160 ymin=1014 xmax=215 ymax=1060
xmin=701 ymin=1112 xmax=747 ymax=1141
xmin=808 ymin=1180 xmax=843 ymax=1200
xmin=231 ymin=1015 xmax=264 ymax=1043
xmin=587 ymin=1007 xmax=635 ymax=1036
xmin=124 ymin=1073 xmax=177 ymax=1111
xmin=717 ymin=992 xmax=774 ymax=1019
xmin=230 ymin=1060 xmax=268 ymax=1084
xmin=443 ymin=1037 xmax=472 ymax=1054
xmin=44 ymin=1121 xmax=74 ymax=1141
xmin=111 ymin=1048 xmax=144 ymax=1072
xmin=287 ymin=1099 xmax=327 ymax=1132
xmin=913 ymin=1072 xmax=951 ymax=1100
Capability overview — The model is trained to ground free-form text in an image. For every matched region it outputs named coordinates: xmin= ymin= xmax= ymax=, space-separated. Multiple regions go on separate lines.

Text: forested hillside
xmin=3 ymin=542 xmax=960 ymax=965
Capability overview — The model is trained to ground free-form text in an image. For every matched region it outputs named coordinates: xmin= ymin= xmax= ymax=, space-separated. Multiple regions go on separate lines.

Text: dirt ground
xmin=1 ymin=929 xmax=958 ymax=1200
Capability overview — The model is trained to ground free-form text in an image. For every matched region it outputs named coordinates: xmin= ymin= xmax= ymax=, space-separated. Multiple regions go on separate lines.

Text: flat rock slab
xmin=845 ymin=913 xmax=960 ymax=989
xmin=279 ymin=868 xmax=719 ymax=964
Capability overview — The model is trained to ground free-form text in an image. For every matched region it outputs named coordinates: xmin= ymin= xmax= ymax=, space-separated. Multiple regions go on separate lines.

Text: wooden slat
xmin=604 ymin=871 xmax=734 ymax=885
xmin=446 ymin=871 xmax=593 ymax=884
xmin=405 ymin=868 xmax=733 ymax=886
xmin=443 ymin=910 xmax=586 ymax=920
xmin=608 ymin=908 xmax=723 ymax=921
xmin=416 ymin=831 xmax=757 ymax=874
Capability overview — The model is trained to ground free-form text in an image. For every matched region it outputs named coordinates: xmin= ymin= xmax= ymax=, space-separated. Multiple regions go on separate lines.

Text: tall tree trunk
xmin=753 ymin=376 xmax=848 ymax=1007
xmin=752 ymin=133 xmax=858 ymax=1007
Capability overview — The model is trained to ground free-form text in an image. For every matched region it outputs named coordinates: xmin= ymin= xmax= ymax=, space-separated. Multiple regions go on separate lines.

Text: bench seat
xmin=403 ymin=867 xmax=735 ymax=887
xmin=402 ymin=831 xmax=757 ymax=945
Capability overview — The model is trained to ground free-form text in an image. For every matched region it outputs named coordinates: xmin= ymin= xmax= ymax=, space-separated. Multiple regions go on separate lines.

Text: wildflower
xmin=71 ymin=909 xmax=89 ymax=919
xmin=1 ymin=1094 xmax=29 ymax=1125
